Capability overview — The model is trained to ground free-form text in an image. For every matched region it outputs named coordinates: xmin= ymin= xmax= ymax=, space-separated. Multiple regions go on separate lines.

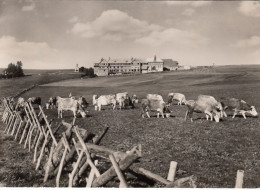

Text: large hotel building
xmin=94 ymin=56 xmax=179 ymax=76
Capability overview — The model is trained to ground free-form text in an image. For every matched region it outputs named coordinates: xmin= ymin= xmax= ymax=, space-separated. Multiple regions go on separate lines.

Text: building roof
xmin=146 ymin=57 xmax=163 ymax=63
xmin=162 ymin=59 xmax=179 ymax=67
xmin=133 ymin=58 xmax=147 ymax=63
xmin=108 ymin=58 xmax=131 ymax=63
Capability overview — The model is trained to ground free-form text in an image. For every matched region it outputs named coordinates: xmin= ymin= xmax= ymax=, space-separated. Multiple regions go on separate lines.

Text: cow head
xmin=164 ymin=105 xmax=172 ymax=118
xmin=167 ymin=95 xmax=173 ymax=105
xmin=77 ymin=104 xmax=87 ymax=118
xmin=48 ymin=97 xmax=53 ymax=104
xmin=248 ymin=106 xmax=258 ymax=117
xmin=93 ymin=95 xmax=98 ymax=105
xmin=78 ymin=96 xmax=89 ymax=109
xmin=46 ymin=103 xmax=50 ymax=109
xmin=131 ymin=95 xmax=139 ymax=104
xmin=213 ymin=112 xmax=221 ymax=123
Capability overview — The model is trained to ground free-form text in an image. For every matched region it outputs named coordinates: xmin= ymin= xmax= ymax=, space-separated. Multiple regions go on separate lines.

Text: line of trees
xmin=79 ymin=67 xmax=96 ymax=78
xmin=1 ymin=61 xmax=25 ymax=79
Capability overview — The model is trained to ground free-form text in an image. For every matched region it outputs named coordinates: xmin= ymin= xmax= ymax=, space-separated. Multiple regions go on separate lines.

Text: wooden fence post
xmin=109 ymin=154 xmax=128 ymax=188
xmin=167 ymin=161 xmax=177 ymax=182
xmin=44 ymin=143 xmax=55 ymax=182
xmin=15 ymin=120 xmax=24 ymax=140
xmin=235 ymin=170 xmax=244 ymax=188
xmin=19 ymin=120 xmax=31 ymax=144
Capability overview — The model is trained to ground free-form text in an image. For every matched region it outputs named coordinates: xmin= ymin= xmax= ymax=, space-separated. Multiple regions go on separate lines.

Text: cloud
xmin=135 ymin=28 xmax=208 ymax=48
xmin=70 ymin=9 xmax=162 ymax=41
xmin=21 ymin=2 xmax=35 ymax=12
xmin=182 ymin=8 xmax=195 ymax=16
xmin=69 ymin=16 xmax=79 ymax=23
xmin=235 ymin=36 xmax=260 ymax=48
xmin=165 ymin=1 xmax=212 ymax=7
xmin=238 ymin=1 xmax=260 ymax=17
xmin=0 ymin=36 xmax=74 ymax=69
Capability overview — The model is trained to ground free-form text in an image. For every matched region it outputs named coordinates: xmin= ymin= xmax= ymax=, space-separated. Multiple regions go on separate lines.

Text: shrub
xmin=3 ymin=61 xmax=24 ymax=78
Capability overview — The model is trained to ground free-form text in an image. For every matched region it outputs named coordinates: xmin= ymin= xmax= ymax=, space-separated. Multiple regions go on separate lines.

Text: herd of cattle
xmin=4 ymin=91 xmax=258 ymax=123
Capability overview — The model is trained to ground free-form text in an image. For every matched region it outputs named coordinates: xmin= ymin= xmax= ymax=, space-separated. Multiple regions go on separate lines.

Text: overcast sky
xmin=0 ymin=0 xmax=260 ymax=69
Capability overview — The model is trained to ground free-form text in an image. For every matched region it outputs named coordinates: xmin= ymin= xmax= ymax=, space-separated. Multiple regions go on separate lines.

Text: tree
xmin=4 ymin=61 xmax=24 ymax=78
xmin=79 ymin=66 xmax=85 ymax=72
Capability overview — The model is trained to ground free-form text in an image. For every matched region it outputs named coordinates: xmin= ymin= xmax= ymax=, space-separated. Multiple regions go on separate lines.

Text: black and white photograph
xmin=0 ymin=0 xmax=260 ymax=188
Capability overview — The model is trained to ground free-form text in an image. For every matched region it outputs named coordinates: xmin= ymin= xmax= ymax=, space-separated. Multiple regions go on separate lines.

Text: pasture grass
xmin=1 ymin=65 xmax=260 ymax=187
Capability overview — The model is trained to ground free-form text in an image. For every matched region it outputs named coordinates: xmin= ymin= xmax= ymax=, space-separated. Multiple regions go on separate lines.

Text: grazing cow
xmin=28 ymin=97 xmax=41 ymax=105
xmin=78 ymin=96 xmax=89 ymax=109
xmin=15 ymin=97 xmax=25 ymax=110
xmin=46 ymin=103 xmax=50 ymax=109
xmin=93 ymin=94 xmax=117 ymax=111
xmin=48 ymin=97 xmax=57 ymax=109
xmin=168 ymin=93 xmax=186 ymax=105
xmin=141 ymin=94 xmax=171 ymax=118
xmin=220 ymin=97 xmax=258 ymax=119
xmin=69 ymin=92 xmax=76 ymax=100
xmin=185 ymin=95 xmax=222 ymax=122
xmin=132 ymin=94 xmax=139 ymax=104
xmin=146 ymin=94 xmax=164 ymax=101
xmin=123 ymin=96 xmax=135 ymax=109
xmin=56 ymin=96 xmax=86 ymax=118
xmin=116 ymin=92 xmax=128 ymax=109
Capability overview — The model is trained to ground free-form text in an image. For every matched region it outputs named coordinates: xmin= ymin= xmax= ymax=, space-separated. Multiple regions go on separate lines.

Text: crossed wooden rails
xmin=1 ymin=97 xmax=199 ymax=188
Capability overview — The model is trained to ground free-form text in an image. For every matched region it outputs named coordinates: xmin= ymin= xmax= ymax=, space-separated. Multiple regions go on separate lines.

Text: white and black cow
xmin=46 ymin=96 xmax=57 ymax=109
xmin=185 ymin=95 xmax=223 ymax=122
xmin=168 ymin=93 xmax=186 ymax=105
xmin=116 ymin=92 xmax=128 ymax=109
xmin=93 ymin=94 xmax=117 ymax=111
xmin=28 ymin=97 xmax=41 ymax=105
xmin=15 ymin=97 xmax=25 ymax=111
xmin=141 ymin=94 xmax=171 ymax=118
xmin=220 ymin=97 xmax=257 ymax=119
xmin=56 ymin=96 xmax=87 ymax=118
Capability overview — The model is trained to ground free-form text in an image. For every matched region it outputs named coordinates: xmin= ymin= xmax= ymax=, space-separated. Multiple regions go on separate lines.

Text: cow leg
xmin=184 ymin=110 xmax=188 ymax=121
xmin=220 ymin=110 xmax=227 ymax=117
xmin=206 ymin=114 xmax=209 ymax=120
xmin=241 ymin=111 xmax=247 ymax=119
xmin=146 ymin=111 xmax=150 ymax=118
xmin=205 ymin=111 xmax=213 ymax=121
xmin=232 ymin=111 xmax=238 ymax=119
xmin=161 ymin=111 xmax=164 ymax=118
xmin=157 ymin=112 xmax=160 ymax=118
xmin=223 ymin=111 xmax=227 ymax=117
xmin=112 ymin=103 xmax=116 ymax=110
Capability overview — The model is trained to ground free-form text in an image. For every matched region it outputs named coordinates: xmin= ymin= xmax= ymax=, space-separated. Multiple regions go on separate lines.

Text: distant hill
xmin=0 ymin=68 xmax=75 ymax=75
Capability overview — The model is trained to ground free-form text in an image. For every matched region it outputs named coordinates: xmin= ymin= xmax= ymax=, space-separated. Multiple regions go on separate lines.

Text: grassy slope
xmin=0 ymin=70 xmax=81 ymax=97
xmin=1 ymin=65 xmax=260 ymax=187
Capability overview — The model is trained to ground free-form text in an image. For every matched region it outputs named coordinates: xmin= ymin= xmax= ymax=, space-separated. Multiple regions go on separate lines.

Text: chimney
xmin=154 ymin=55 xmax=157 ymax=62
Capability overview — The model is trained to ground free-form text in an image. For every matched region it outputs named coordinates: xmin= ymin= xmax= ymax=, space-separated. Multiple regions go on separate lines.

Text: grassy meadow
xmin=1 ymin=65 xmax=260 ymax=187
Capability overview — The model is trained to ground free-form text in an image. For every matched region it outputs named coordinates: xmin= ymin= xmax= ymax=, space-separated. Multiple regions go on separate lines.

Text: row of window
xmin=109 ymin=69 xmax=140 ymax=72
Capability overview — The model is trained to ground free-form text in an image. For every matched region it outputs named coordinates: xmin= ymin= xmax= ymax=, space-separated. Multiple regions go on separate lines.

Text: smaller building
xmin=145 ymin=56 xmax=164 ymax=73
xmin=74 ymin=64 xmax=79 ymax=72
xmin=178 ymin=65 xmax=191 ymax=70
xmin=162 ymin=59 xmax=179 ymax=71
